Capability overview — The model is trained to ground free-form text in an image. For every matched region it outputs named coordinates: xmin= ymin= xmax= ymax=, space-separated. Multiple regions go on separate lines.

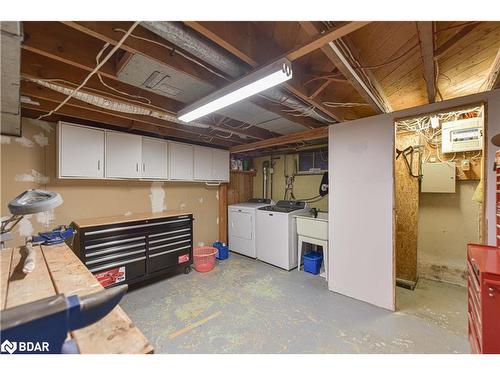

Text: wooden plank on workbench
xmin=5 ymin=246 xmax=56 ymax=309
xmin=41 ymin=244 xmax=101 ymax=296
xmin=0 ymin=248 xmax=13 ymax=309
xmin=41 ymin=244 xmax=154 ymax=354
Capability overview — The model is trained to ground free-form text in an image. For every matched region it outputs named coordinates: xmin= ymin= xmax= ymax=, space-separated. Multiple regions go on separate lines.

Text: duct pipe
xmin=141 ymin=22 xmax=336 ymax=124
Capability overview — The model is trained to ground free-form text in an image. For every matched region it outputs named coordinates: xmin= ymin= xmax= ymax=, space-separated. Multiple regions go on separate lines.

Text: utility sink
xmin=295 ymin=212 xmax=328 ymax=241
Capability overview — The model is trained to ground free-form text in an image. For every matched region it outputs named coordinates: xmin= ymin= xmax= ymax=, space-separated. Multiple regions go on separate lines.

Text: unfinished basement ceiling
xmin=17 ymin=20 xmax=500 ymax=152
xmin=118 ymin=53 xmax=309 ymax=135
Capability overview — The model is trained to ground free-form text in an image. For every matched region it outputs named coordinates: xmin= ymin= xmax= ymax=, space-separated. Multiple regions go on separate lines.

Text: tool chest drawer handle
xmin=149 ymin=239 xmax=191 ymax=249
xmin=85 ymin=236 xmax=146 ymax=250
xmin=89 ymin=256 xmax=146 ymax=273
xmin=85 ymin=218 xmax=192 ymax=236
xmin=149 ymin=245 xmax=191 ymax=258
xmin=149 ymin=233 xmax=191 ymax=244
xmin=86 ymin=242 xmax=145 ymax=257
xmin=149 ymin=227 xmax=191 ymax=238
xmin=85 ymin=249 xmax=146 ymax=265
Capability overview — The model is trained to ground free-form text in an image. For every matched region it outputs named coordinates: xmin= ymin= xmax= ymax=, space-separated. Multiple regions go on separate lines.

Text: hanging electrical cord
xmin=37 ymin=22 xmax=140 ymax=120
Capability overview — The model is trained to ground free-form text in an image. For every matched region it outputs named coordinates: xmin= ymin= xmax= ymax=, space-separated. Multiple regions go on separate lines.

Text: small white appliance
xmin=228 ymin=198 xmax=275 ymax=258
xmin=256 ymin=200 xmax=310 ymax=270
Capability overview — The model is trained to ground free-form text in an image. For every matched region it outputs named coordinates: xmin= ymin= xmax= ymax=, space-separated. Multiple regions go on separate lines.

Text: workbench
xmin=0 ymin=243 xmax=153 ymax=354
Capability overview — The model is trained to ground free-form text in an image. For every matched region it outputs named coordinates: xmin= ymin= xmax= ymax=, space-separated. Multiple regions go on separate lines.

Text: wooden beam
xmin=185 ymin=21 xmax=344 ymax=123
xmin=230 ymin=127 xmax=328 ymax=153
xmin=309 ymin=79 xmax=333 ymax=100
xmin=60 ymin=21 xmax=321 ymax=130
xmin=299 ymin=21 xmax=386 ymax=114
xmin=61 ymin=21 xmax=224 ymax=86
xmin=416 ymin=21 xmax=437 ymax=103
xmin=21 ymin=82 xmax=240 ymax=147
xmin=285 ymin=22 xmax=371 ymax=61
xmin=434 ymin=22 xmax=480 ymax=58
xmin=484 ymin=47 xmax=500 ymax=91
xmin=21 ymin=47 xmax=275 ymax=141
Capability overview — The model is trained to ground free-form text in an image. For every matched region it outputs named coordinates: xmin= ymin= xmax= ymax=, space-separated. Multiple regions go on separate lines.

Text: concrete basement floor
xmin=121 ymin=253 xmax=469 ymax=354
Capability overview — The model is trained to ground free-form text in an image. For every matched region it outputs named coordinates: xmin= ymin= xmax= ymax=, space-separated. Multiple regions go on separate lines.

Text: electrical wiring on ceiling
xmin=37 ymin=21 xmax=141 ymax=120
xmin=322 ymin=101 xmax=370 ymax=108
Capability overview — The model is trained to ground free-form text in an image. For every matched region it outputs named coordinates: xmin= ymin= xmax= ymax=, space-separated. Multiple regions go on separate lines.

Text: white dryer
xmin=228 ymin=198 xmax=275 ymax=258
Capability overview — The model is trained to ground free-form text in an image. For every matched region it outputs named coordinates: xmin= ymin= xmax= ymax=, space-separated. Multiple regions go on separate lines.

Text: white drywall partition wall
xmin=328 ymin=114 xmax=395 ymax=311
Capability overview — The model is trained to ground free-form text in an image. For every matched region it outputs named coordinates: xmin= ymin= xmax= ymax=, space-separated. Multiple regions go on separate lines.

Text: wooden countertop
xmin=0 ymin=244 xmax=153 ymax=354
xmin=72 ymin=210 xmax=193 ymax=228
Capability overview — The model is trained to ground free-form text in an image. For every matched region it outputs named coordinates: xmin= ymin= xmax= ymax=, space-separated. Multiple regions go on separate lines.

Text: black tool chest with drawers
xmin=69 ymin=213 xmax=193 ymax=288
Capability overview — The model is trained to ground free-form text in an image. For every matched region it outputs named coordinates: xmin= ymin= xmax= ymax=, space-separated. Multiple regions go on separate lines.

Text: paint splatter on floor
xmin=121 ymin=253 xmax=469 ymax=354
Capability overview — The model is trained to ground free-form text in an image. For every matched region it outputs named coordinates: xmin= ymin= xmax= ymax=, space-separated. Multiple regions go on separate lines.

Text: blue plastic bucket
xmin=303 ymin=251 xmax=323 ymax=275
xmin=213 ymin=241 xmax=229 ymax=260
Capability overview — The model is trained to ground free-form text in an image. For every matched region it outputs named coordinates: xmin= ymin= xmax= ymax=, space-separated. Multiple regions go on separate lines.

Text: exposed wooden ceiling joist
xmin=20 ymin=28 xmax=278 ymax=141
xmin=21 ymin=104 xmax=235 ymax=148
xmin=61 ymin=21 xmax=323 ymax=130
xmin=20 ymin=81 xmax=242 ymax=147
xmin=184 ymin=21 xmax=346 ymax=123
xmin=230 ymin=127 xmax=328 ymax=154
xmin=416 ymin=21 xmax=437 ymax=103
xmin=434 ymin=22 xmax=480 ymax=58
xmin=299 ymin=21 xmax=388 ymax=114
xmin=284 ymin=22 xmax=371 ymax=61
xmin=484 ymin=47 xmax=500 ymax=91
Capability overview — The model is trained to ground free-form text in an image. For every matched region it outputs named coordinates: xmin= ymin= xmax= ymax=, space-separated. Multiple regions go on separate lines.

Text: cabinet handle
xmin=136 ymin=163 xmax=139 ymax=172
xmin=143 ymin=163 xmax=145 ymax=172
xmin=97 ymin=160 xmax=100 ymax=170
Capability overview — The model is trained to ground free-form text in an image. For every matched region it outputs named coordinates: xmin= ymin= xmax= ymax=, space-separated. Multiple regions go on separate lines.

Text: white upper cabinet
xmin=194 ymin=146 xmax=214 ymax=180
xmin=169 ymin=141 xmax=194 ymax=180
xmin=58 ymin=122 xmax=229 ymax=182
xmin=193 ymin=146 xmax=230 ymax=182
xmin=212 ymin=149 xmax=230 ymax=182
xmin=58 ymin=122 xmax=104 ymax=179
xmin=142 ymin=137 xmax=168 ymax=180
xmin=105 ymin=131 xmax=142 ymax=179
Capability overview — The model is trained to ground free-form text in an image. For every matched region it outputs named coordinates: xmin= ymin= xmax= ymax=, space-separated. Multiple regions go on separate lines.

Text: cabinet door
xmin=169 ymin=142 xmax=194 ymax=180
xmin=212 ymin=149 xmax=230 ymax=181
xmin=142 ymin=138 xmax=168 ymax=180
xmin=59 ymin=122 xmax=104 ymax=178
xmin=105 ymin=131 xmax=142 ymax=179
xmin=193 ymin=146 xmax=214 ymax=181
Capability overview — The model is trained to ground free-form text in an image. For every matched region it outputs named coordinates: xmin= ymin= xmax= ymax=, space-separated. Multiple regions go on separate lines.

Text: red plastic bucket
xmin=193 ymin=246 xmax=217 ymax=272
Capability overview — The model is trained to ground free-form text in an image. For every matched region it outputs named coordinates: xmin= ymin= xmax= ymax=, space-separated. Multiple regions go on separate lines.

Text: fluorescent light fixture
xmin=178 ymin=58 xmax=292 ymax=122
xmin=430 ymin=115 xmax=440 ymax=129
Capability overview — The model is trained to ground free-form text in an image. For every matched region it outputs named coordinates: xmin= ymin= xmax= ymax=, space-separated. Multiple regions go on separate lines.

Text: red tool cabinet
xmin=467 ymin=244 xmax=500 ymax=353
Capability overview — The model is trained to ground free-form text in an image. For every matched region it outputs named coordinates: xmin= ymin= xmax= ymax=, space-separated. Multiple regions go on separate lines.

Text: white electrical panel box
xmin=441 ymin=117 xmax=483 ymax=154
xmin=421 ymin=162 xmax=456 ymax=193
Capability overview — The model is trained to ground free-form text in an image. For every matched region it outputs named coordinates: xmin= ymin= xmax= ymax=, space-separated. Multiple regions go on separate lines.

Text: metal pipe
xmin=262 ymin=160 xmax=269 ymax=199
xmin=141 ymin=22 xmax=336 ymax=124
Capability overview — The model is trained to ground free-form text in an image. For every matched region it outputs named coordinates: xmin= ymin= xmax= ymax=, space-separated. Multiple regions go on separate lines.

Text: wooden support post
xmin=218 ymin=183 xmax=228 ymax=244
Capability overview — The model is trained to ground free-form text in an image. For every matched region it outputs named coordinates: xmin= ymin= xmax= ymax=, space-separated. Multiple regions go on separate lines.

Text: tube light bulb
xmin=430 ymin=116 xmax=440 ymax=129
xmin=178 ymin=59 xmax=293 ymax=122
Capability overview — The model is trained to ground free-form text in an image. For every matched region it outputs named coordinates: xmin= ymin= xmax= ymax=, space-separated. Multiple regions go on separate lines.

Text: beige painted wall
xmin=417 ymin=180 xmax=481 ymax=286
xmin=252 ymin=154 xmax=328 ymax=211
xmin=1 ymin=118 xmax=220 ymax=247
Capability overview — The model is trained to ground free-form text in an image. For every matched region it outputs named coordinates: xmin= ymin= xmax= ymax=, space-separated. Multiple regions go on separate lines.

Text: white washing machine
xmin=228 ymin=198 xmax=275 ymax=258
xmin=256 ymin=200 xmax=310 ymax=270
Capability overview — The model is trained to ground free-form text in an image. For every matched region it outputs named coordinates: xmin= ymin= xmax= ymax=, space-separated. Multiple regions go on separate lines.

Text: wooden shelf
xmin=230 ymin=170 xmax=256 ymax=176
